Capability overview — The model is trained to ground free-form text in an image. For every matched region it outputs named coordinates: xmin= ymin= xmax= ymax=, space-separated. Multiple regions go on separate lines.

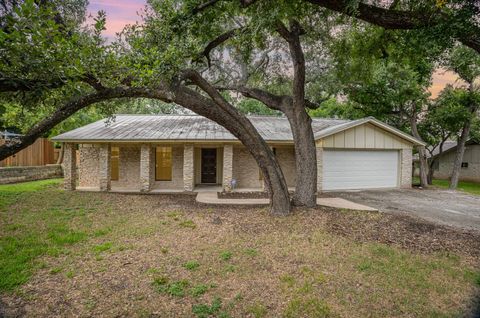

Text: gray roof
xmin=52 ymin=114 xmax=351 ymax=142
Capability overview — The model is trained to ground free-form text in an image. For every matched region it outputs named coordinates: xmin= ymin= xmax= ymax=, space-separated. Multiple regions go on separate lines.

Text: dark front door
xmin=201 ymin=148 xmax=217 ymax=183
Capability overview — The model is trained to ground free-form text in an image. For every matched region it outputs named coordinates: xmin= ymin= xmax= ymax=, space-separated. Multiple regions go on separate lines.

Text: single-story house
xmin=425 ymin=139 xmax=480 ymax=182
xmin=52 ymin=114 xmax=424 ymax=193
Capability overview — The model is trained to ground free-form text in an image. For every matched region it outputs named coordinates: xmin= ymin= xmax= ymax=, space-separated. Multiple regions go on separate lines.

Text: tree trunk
xmin=449 ymin=122 xmax=471 ymax=189
xmin=173 ymin=84 xmax=292 ymax=215
xmin=285 ymin=107 xmax=317 ymax=207
xmin=449 ymin=84 xmax=478 ymax=189
xmin=427 ymin=159 xmax=435 ymax=185
xmin=410 ymin=118 xmax=428 ymax=187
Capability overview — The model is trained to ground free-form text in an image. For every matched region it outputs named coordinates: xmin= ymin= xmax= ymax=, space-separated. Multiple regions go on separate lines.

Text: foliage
xmin=308 ymin=98 xmax=363 ymax=120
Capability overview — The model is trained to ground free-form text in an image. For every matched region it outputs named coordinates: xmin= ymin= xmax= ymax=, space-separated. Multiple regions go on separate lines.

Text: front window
xmin=156 ymin=147 xmax=172 ymax=181
xmin=111 ymin=146 xmax=119 ymax=181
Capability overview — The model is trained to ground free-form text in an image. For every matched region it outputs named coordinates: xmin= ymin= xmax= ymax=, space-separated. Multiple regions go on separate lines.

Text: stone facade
xmin=78 ymin=144 xmax=99 ymax=188
xmin=232 ymin=146 xmax=297 ymax=189
xmin=99 ymin=144 xmax=111 ymax=191
xmin=183 ymin=144 xmax=194 ymax=191
xmin=222 ymin=145 xmax=233 ymax=191
xmin=64 ymin=143 xmax=77 ymax=190
xmin=0 ymin=165 xmax=62 ymax=184
xmin=115 ymin=146 xmax=140 ymax=189
xmin=400 ymin=148 xmax=412 ymax=188
xmin=140 ymin=144 xmax=154 ymax=192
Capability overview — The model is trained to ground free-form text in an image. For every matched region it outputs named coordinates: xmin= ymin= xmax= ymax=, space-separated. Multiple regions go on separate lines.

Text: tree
xmin=181 ymin=1 xmax=342 ymax=207
xmin=442 ymin=45 xmax=480 ymax=188
xmin=0 ymin=0 xmax=293 ymax=215
xmin=418 ymin=86 xmax=470 ymax=183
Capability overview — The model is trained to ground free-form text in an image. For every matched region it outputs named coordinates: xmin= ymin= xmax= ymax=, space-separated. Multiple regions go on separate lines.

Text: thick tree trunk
xmin=277 ymin=20 xmax=317 ymax=207
xmin=410 ymin=118 xmax=428 ymax=187
xmin=285 ymin=107 xmax=317 ymax=207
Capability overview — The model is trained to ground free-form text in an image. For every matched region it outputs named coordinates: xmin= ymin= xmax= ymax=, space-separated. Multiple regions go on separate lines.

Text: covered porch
xmin=63 ymin=142 xmax=296 ymax=193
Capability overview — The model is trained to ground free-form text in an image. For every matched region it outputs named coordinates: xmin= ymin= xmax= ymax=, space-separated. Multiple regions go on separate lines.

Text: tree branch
xmin=196 ymin=28 xmax=241 ymax=67
xmin=305 ymin=0 xmax=480 ymax=54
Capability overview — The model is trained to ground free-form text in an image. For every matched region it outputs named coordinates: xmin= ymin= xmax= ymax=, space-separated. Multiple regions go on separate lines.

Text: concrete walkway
xmin=195 ymin=192 xmax=377 ymax=211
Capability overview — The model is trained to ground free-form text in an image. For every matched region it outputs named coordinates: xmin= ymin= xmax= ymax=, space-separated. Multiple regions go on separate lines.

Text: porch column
xmin=183 ymin=144 xmax=194 ymax=191
xmin=316 ymin=147 xmax=323 ymax=193
xmin=222 ymin=144 xmax=233 ymax=192
xmin=63 ymin=143 xmax=76 ymax=190
xmin=140 ymin=144 xmax=154 ymax=192
xmin=400 ymin=148 xmax=412 ymax=188
xmin=99 ymin=143 xmax=111 ymax=191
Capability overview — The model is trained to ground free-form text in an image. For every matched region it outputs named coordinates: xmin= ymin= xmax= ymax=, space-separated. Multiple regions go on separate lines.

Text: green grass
xmin=183 ymin=260 xmax=200 ymax=271
xmin=0 ymin=179 xmax=107 ymax=292
xmin=431 ymin=179 xmax=480 ymax=195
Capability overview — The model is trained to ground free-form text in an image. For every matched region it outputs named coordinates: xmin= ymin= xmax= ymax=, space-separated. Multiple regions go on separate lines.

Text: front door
xmin=201 ymin=148 xmax=217 ymax=183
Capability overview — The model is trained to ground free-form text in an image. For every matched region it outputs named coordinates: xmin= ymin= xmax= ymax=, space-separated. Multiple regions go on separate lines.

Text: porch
xmin=63 ymin=143 xmax=296 ymax=193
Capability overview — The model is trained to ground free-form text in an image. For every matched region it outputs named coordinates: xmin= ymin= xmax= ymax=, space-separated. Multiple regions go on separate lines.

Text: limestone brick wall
xmin=78 ymin=144 xmax=100 ymax=188
xmin=275 ymin=146 xmax=296 ymax=187
xmin=232 ymin=147 xmax=263 ymax=189
xmin=140 ymin=144 xmax=154 ymax=192
xmin=63 ymin=143 xmax=76 ymax=190
xmin=0 ymin=165 xmax=63 ymax=184
xmin=155 ymin=146 xmax=184 ymax=190
xmin=114 ymin=146 xmax=140 ymax=189
xmin=400 ymin=148 xmax=412 ymax=188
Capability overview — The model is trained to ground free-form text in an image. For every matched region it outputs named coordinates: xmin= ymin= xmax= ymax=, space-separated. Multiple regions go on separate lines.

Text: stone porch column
xmin=400 ymin=148 xmax=412 ymax=188
xmin=99 ymin=144 xmax=111 ymax=191
xmin=183 ymin=144 xmax=194 ymax=191
xmin=140 ymin=144 xmax=154 ymax=192
xmin=222 ymin=144 xmax=233 ymax=192
xmin=316 ymin=147 xmax=323 ymax=193
xmin=63 ymin=143 xmax=76 ymax=190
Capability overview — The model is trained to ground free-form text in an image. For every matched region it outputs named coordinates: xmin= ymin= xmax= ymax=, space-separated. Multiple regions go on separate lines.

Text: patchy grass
xmin=1 ymin=179 xmax=479 ymax=317
xmin=431 ymin=179 xmax=480 ymax=196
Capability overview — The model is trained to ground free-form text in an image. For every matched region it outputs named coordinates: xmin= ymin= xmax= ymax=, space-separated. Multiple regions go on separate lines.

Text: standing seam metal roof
xmin=52 ymin=114 xmax=351 ymax=142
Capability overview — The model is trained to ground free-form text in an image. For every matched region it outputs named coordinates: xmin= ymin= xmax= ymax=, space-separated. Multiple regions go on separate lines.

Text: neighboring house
xmin=51 ymin=115 xmax=424 ymax=192
xmin=428 ymin=139 xmax=480 ymax=182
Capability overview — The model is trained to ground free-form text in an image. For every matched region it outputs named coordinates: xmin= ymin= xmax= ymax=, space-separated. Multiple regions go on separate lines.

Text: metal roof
xmin=52 ymin=114 xmax=351 ymax=142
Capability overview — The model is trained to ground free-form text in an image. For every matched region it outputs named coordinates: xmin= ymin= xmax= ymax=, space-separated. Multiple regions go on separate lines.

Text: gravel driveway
xmin=330 ymin=188 xmax=480 ymax=232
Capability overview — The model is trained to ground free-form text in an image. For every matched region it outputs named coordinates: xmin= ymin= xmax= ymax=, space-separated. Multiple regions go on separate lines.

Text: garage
xmin=323 ymin=149 xmax=399 ymax=190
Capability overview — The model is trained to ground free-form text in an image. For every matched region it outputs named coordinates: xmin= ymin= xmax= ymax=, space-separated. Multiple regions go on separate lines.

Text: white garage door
xmin=323 ymin=150 xmax=399 ymax=190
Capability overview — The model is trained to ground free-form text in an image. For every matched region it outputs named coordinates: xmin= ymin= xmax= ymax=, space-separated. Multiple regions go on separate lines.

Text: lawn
xmin=1 ymin=179 xmax=479 ymax=317
xmin=431 ymin=179 xmax=480 ymax=196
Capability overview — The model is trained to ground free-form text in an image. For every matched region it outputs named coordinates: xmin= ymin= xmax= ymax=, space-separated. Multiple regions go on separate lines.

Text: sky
xmin=87 ymin=0 xmax=462 ymax=98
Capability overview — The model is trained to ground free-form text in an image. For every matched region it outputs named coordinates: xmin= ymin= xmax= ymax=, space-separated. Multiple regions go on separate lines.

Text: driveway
xmin=330 ymin=188 xmax=480 ymax=232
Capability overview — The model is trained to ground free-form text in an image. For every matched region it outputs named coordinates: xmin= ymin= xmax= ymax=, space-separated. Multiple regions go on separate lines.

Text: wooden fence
xmin=0 ymin=138 xmax=57 ymax=167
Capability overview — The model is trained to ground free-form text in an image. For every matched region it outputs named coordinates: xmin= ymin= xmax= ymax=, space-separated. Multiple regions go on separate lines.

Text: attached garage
xmin=323 ymin=150 xmax=399 ymax=190
xmin=316 ymin=118 xmax=425 ymax=191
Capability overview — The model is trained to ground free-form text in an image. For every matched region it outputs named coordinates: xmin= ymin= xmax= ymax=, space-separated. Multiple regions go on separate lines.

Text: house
xmin=427 ymin=139 xmax=480 ymax=182
xmin=51 ymin=114 xmax=424 ymax=193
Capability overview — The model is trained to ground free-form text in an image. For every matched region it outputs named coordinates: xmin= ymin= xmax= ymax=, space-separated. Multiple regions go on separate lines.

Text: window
xmin=111 ymin=146 xmax=119 ymax=181
xmin=259 ymin=148 xmax=276 ymax=180
xmin=461 ymin=162 xmax=469 ymax=168
xmin=156 ymin=147 xmax=172 ymax=181
xmin=432 ymin=160 xmax=439 ymax=171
